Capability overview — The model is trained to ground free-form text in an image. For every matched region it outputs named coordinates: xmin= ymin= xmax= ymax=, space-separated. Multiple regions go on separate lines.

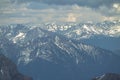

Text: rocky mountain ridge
xmin=0 ymin=21 xmax=120 ymax=80
xmin=92 ymin=73 xmax=120 ymax=80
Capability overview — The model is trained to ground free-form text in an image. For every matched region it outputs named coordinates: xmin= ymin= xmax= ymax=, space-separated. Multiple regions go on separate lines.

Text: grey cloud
xmin=0 ymin=5 xmax=108 ymax=24
xmin=0 ymin=0 xmax=120 ymax=24
xmin=12 ymin=0 xmax=120 ymax=8
xmin=98 ymin=5 xmax=120 ymax=17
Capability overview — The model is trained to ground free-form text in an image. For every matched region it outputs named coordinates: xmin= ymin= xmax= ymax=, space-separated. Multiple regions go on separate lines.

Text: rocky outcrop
xmin=92 ymin=73 xmax=120 ymax=80
xmin=0 ymin=53 xmax=33 ymax=80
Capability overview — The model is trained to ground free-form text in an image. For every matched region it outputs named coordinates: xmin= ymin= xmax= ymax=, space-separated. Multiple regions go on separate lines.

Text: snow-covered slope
xmin=1 ymin=20 xmax=120 ymax=51
xmin=0 ymin=24 xmax=119 ymax=64
xmin=37 ymin=20 xmax=120 ymax=51
xmin=1 ymin=20 xmax=119 ymax=40
xmin=38 ymin=20 xmax=120 ymax=39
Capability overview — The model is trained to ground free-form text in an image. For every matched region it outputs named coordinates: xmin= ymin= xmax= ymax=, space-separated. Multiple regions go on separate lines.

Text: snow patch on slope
xmin=13 ymin=32 xmax=26 ymax=43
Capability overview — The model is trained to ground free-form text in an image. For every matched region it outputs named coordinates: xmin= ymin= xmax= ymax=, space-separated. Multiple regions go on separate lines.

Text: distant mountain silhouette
xmin=0 ymin=49 xmax=33 ymax=80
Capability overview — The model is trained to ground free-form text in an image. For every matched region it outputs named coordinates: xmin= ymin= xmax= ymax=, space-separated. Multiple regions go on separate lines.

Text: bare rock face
xmin=92 ymin=73 xmax=120 ymax=80
xmin=0 ymin=53 xmax=33 ymax=80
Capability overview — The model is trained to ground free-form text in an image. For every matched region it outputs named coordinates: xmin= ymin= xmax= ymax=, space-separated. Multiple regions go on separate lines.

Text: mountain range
xmin=0 ymin=20 xmax=120 ymax=80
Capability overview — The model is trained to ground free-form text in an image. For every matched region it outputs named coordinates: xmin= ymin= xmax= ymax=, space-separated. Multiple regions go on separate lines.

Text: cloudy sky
xmin=0 ymin=0 xmax=120 ymax=24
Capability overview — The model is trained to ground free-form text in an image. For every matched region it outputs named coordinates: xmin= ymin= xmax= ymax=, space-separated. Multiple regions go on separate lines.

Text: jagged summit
xmin=1 ymin=20 xmax=120 ymax=39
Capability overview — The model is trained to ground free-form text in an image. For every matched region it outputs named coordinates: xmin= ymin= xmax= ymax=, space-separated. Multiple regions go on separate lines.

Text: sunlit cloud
xmin=66 ymin=13 xmax=77 ymax=22
xmin=113 ymin=3 xmax=120 ymax=9
xmin=113 ymin=3 xmax=120 ymax=12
